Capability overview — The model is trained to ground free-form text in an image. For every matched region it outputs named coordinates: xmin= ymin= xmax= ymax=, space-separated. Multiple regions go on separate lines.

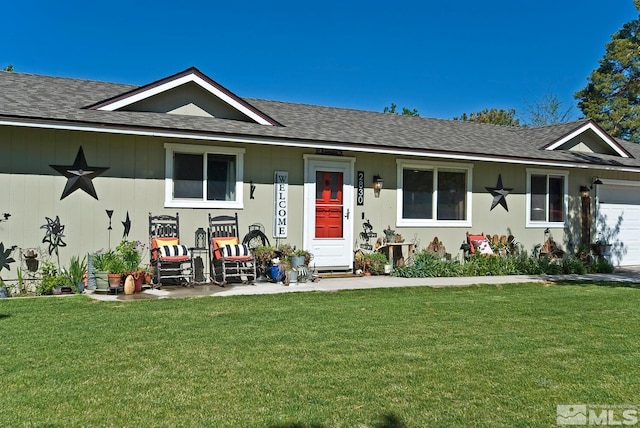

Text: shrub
xmin=37 ymin=261 xmax=67 ymax=295
xmin=392 ymin=251 xmax=614 ymax=278
xmin=364 ymin=252 xmax=388 ymax=275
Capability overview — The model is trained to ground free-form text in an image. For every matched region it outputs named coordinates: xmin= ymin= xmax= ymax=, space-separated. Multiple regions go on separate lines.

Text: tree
xmin=574 ymin=1 xmax=640 ymax=143
xmin=523 ymin=91 xmax=573 ymax=126
xmin=453 ymin=108 xmax=520 ymax=126
xmin=2 ymin=65 xmax=13 ymax=72
xmin=383 ymin=103 xmax=419 ymax=116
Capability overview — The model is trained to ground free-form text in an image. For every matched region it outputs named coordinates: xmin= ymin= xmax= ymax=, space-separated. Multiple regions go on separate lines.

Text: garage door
xmin=597 ymin=183 xmax=640 ymax=266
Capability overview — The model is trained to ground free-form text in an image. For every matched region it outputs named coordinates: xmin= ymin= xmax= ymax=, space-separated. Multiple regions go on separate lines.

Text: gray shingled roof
xmin=2 ymin=70 xmax=640 ymax=170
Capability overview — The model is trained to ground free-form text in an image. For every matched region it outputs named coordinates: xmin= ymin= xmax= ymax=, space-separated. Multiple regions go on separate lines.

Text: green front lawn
xmin=1 ymin=283 xmax=639 ymax=427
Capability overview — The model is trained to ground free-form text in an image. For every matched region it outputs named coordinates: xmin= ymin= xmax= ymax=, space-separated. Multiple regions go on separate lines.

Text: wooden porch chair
xmin=461 ymin=232 xmax=494 ymax=258
xmin=208 ymin=213 xmax=256 ymax=285
xmin=148 ymin=212 xmax=193 ymax=287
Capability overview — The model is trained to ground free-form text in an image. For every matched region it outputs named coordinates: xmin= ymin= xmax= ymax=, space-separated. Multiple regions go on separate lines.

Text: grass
xmin=1 ymin=282 xmax=639 ymax=427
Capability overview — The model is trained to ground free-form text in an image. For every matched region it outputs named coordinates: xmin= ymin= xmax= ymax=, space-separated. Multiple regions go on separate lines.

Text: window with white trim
xmin=526 ymin=169 xmax=567 ymax=227
xmin=397 ymin=160 xmax=472 ymax=227
xmin=164 ymin=143 xmax=244 ymax=209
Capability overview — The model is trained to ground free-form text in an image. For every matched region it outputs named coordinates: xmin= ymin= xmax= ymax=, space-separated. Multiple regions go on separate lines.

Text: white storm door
xmin=303 ymin=156 xmax=355 ymax=270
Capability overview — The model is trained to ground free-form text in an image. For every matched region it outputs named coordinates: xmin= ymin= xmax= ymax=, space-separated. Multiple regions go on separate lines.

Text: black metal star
xmin=122 ymin=211 xmax=131 ymax=239
xmin=41 ymin=216 xmax=67 ymax=256
xmin=50 ymin=146 xmax=109 ymax=200
xmin=486 ymin=174 xmax=513 ymax=211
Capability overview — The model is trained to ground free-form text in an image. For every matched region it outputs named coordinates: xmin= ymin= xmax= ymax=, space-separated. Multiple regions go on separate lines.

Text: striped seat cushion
xmin=159 ymin=244 xmax=190 ymax=258
xmin=221 ymin=244 xmax=251 ymax=259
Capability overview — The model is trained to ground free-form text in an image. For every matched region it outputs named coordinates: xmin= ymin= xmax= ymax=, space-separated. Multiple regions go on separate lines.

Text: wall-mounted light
xmin=590 ymin=177 xmax=603 ymax=189
xmin=373 ymin=175 xmax=383 ymax=197
xmin=579 ymin=185 xmax=590 ymax=198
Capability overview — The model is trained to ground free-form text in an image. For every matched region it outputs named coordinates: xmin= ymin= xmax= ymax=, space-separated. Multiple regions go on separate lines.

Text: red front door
xmin=315 ymin=171 xmax=343 ymax=238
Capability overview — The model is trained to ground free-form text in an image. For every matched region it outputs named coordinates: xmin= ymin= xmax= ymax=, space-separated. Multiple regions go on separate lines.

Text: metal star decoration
xmin=50 ymin=146 xmax=109 ymax=200
xmin=486 ymin=174 xmax=512 ymax=211
xmin=122 ymin=211 xmax=131 ymax=239
xmin=41 ymin=216 xmax=67 ymax=255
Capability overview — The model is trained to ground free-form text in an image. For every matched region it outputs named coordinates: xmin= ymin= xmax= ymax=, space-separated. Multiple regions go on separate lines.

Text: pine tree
xmin=575 ymin=2 xmax=640 ymax=143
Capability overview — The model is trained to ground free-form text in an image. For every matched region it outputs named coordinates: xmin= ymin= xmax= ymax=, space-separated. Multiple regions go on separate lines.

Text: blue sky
xmin=2 ymin=1 xmax=638 ymax=122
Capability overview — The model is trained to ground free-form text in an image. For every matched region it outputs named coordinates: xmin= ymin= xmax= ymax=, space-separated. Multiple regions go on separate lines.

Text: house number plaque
xmin=357 ymin=171 xmax=365 ymax=206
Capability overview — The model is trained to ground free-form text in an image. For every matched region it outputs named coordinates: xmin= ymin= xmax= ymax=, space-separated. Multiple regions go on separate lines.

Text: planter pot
xmin=256 ymin=265 xmax=269 ymax=283
xmin=144 ymin=272 xmax=153 ymax=285
xmin=288 ymin=270 xmax=298 ymax=284
xmin=290 ymin=256 xmax=306 ymax=268
xmin=0 ymin=286 xmax=8 ymax=298
xmin=130 ymin=272 xmax=144 ymax=292
xmin=94 ymin=271 xmax=109 ymax=291
xmin=107 ymin=273 xmax=123 ymax=289
xmin=269 ymin=265 xmax=285 ymax=283
xmin=76 ymin=282 xmax=85 ymax=294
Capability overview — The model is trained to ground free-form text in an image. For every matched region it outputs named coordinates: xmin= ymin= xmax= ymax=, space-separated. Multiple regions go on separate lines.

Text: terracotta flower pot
xmin=107 ymin=273 xmax=122 ymax=289
xmin=132 ymin=271 xmax=144 ymax=292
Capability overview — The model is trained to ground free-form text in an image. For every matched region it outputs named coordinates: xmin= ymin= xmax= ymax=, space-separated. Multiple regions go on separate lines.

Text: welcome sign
xmin=274 ymin=171 xmax=288 ymax=238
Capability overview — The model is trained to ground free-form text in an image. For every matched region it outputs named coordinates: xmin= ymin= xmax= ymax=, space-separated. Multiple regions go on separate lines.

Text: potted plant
xmin=363 ymin=252 xmax=389 ymax=275
xmin=92 ymin=251 xmax=109 ymax=291
xmin=116 ymin=240 xmax=144 ymax=273
xmin=289 ymin=248 xmax=313 ymax=268
xmin=275 ymin=243 xmax=293 ymax=261
xmin=93 ymin=250 xmax=125 ymax=290
xmin=37 ymin=261 xmax=69 ymax=295
xmin=253 ymin=245 xmax=277 ymax=282
xmin=0 ymin=278 xmax=7 ymax=298
xmin=116 ymin=240 xmax=145 ymax=292
xmin=105 ymin=255 xmax=126 ymax=290
xmin=67 ymin=255 xmax=87 ymax=293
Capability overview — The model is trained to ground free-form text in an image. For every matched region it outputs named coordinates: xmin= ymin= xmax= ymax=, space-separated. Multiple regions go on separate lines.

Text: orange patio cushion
xmin=212 ymin=237 xmax=239 ymax=259
xmin=152 ymin=237 xmax=179 ymax=260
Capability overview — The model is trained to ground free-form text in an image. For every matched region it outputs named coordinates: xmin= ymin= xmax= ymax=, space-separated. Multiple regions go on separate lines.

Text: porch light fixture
xmin=579 ymin=186 xmax=590 ymax=198
xmin=373 ymin=175 xmax=383 ymax=197
xmin=591 ymin=177 xmax=603 ymax=189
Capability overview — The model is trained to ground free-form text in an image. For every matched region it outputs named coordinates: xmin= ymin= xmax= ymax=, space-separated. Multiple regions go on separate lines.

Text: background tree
xmin=453 ymin=108 xmax=520 ymax=126
xmin=523 ymin=90 xmax=573 ymax=126
xmin=383 ymin=103 xmax=419 ymax=116
xmin=2 ymin=65 xmax=13 ymax=72
xmin=574 ymin=1 xmax=640 ymax=143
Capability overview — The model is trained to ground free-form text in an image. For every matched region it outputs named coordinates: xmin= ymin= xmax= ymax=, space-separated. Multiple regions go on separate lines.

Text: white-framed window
xmin=396 ymin=160 xmax=472 ymax=227
xmin=164 ymin=143 xmax=244 ymax=209
xmin=526 ymin=168 xmax=568 ymax=227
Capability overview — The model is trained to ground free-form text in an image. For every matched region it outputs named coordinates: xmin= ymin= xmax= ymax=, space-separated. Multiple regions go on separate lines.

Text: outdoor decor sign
xmin=357 ymin=171 xmax=365 ymax=206
xmin=274 ymin=171 xmax=288 ymax=238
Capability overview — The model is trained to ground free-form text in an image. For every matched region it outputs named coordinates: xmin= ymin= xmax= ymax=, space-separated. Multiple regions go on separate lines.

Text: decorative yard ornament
xmin=106 ymin=210 xmax=114 ymax=250
xmin=486 ymin=174 xmax=512 ymax=211
xmin=41 ymin=216 xmax=67 ymax=256
xmin=50 ymin=146 xmax=109 ymax=200
xmin=122 ymin=211 xmax=131 ymax=239
xmin=0 ymin=242 xmax=16 ymax=273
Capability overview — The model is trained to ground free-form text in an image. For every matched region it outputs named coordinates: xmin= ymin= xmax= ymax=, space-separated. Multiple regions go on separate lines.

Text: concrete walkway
xmin=86 ymin=266 xmax=640 ymax=301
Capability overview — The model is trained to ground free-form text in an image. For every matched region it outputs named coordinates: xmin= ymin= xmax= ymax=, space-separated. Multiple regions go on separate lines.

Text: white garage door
xmin=597 ymin=182 xmax=640 ymax=266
